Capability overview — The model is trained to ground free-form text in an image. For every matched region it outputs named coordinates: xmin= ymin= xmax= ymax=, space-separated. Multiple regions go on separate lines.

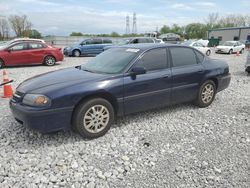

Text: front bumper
xmin=217 ymin=73 xmax=231 ymax=92
xmin=63 ymin=49 xmax=73 ymax=56
xmin=9 ymin=100 xmax=74 ymax=133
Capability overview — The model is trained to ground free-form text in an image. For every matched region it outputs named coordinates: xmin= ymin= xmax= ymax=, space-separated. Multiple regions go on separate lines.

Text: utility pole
xmin=125 ymin=15 xmax=130 ymax=35
xmin=132 ymin=12 xmax=137 ymax=34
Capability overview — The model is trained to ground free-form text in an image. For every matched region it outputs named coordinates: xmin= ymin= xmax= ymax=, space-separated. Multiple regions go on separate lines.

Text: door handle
xmin=162 ymin=74 xmax=170 ymax=79
xmin=198 ymin=70 xmax=204 ymax=73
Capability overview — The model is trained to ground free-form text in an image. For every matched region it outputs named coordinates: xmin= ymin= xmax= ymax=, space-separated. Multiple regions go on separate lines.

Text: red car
xmin=0 ymin=41 xmax=64 ymax=68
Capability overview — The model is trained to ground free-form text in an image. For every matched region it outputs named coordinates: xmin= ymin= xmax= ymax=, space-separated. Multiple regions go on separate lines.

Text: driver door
xmin=5 ymin=43 xmax=30 ymax=65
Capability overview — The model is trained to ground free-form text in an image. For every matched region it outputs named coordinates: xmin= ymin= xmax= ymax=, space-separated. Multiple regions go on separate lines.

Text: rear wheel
xmin=44 ymin=56 xmax=56 ymax=66
xmin=73 ymin=50 xmax=81 ymax=57
xmin=206 ymin=50 xmax=211 ymax=56
xmin=72 ymin=98 xmax=115 ymax=139
xmin=195 ymin=80 xmax=216 ymax=108
xmin=0 ymin=59 xmax=4 ymax=69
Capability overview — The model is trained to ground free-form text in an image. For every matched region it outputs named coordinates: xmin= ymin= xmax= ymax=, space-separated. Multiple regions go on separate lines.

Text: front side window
xmin=170 ymin=47 xmax=197 ymax=67
xmin=10 ymin=43 xmax=28 ymax=51
xmin=135 ymin=48 xmax=167 ymax=71
xmin=103 ymin=39 xmax=112 ymax=44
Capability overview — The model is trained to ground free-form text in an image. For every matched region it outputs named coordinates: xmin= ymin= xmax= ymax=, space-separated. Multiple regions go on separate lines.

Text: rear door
xmin=92 ymin=39 xmax=103 ymax=54
xmin=123 ymin=47 xmax=172 ymax=114
xmin=27 ymin=42 xmax=46 ymax=64
xmin=5 ymin=43 xmax=30 ymax=65
xmin=169 ymin=47 xmax=205 ymax=103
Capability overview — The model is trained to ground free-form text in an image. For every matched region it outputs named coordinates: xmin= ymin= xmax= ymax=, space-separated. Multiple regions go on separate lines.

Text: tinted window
xmin=10 ymin=43 xmax=28 ymax=51
xmin=103 ymin=39 xmax=112 ymax=44
xmin=146 ymin=39 xmax=154 ymax=43
xmin=170 ymin=47 xmax=197 ymax=67
xmin=29 ymin=43 xmax=44 ymax=49
xmin=135 ymin=48 xmax=167 ymax=71
xmin=194 ymin=50 xmax=204 ymax=63
xmin=138 ymin=38 xmax=148 ymax=43
xmin=85 ymin=40 xmax=93 ymax=45
xmin=92 ymin=39 xmax=102 ymax=44
xmin=131 ymin=39 xmax=138 ymax=44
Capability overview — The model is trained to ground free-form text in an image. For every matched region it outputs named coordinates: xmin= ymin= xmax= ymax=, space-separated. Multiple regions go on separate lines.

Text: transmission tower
xmin=125 ymin=15 xmax=130 ymax=34
xmin=132 ymin=12 xmax=137 ymax=34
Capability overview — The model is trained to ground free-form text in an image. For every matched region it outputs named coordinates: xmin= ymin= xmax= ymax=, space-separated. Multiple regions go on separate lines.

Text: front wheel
xmin=73 ymin=50 xmax=81 ymax=57
xmin=228 ymin=49 xmax=233 ymax=55
xmin=206 ymin=50 xmax=211 ymax=56
xmin=72 ymin=98 xmax=115 ymax=139
xmin=195 ymin=80 xmax=216 ymax=108
xmin=240 ymin=48 xmax=244 ymax=54
xmin=0 ymin=59 xmax=4 ymax=69
xmin=44 ymin=56 xmax=56 ymax=66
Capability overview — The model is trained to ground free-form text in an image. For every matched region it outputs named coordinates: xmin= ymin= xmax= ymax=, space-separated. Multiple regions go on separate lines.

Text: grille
xmin=12 ymin=91 xmax=24 ymax=103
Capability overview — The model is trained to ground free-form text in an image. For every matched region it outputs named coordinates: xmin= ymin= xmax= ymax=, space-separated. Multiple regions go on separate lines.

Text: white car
xmin=215 ymin=41 xmax=245 ymax=54
xmin=245 ymin=52 xmax=250 ymax=74
xmin=183 ymin=41 xmax=211 ymax=56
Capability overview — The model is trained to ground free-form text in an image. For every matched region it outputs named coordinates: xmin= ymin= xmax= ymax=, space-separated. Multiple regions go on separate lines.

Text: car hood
xmin=17 ymin=67 xmax=108 ymax=93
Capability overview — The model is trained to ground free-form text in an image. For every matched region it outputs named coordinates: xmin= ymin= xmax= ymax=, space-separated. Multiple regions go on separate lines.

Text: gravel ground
xmin=0 ymin=51 xmax=249 ymax=188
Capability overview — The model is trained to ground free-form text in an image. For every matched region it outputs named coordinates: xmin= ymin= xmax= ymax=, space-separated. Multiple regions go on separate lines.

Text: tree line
xmin=160 ymin=13 xmax=250 ymax=39
xmin=0 ymin=14 xmax=41 ymax=40
xmin=70 ymin=31 xmax=143 ymax=38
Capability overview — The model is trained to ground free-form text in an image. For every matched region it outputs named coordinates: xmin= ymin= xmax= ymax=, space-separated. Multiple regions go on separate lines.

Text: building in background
xmin=208 ymin=26 xmax=250 ymax=44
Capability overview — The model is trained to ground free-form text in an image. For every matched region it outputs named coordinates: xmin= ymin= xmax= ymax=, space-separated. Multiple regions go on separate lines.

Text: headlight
xmin=22 ymin=94 xmax=51 ymax=107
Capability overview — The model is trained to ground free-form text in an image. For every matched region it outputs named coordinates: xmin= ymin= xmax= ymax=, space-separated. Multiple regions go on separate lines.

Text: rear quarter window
xmin=194 ymin=50 xmax=204 ymax=63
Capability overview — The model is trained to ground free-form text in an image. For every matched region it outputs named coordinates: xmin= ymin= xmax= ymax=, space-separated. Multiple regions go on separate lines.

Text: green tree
xmin=160 ymin=25 xmax=171 ymax=34
xmin=185 ymin=23 xmax=207 ymax=39
xmin=70 ymin=32 xmax=83 ymax=36
xmin=110 ymin=32 xmax=120 ymax=37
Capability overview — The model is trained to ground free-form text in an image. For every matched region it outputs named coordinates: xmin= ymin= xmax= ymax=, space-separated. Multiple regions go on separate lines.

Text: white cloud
xmin=171 ymin=3 xmax=193 ymax=10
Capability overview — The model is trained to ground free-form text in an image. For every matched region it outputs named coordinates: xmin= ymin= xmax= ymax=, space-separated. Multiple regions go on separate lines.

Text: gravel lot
xmin=0 ymin=51 xmax=249 ymax=188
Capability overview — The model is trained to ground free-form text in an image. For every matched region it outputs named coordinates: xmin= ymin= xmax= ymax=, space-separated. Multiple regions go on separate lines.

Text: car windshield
xmin=182 ymin=41 xmax=193 ymax=46
xmin=81 ymin=48 xmax=140 ymax=74
xmin=223 ymin=42 xmax=234 ymax=46
xmin=115 ymin=39 xmax=131 ymax=45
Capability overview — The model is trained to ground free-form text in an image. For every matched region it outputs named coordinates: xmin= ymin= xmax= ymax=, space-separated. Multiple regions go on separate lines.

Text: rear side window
xmin=170 ymin=47 xmax=197 ymax=67
xmin=138 ymin=38 xmax=148 ymax=43
xmin=194 ymin=50 xmax=204 ymax=63
xmin=103 ymin=39 xmax=112 ymax=44
xmin=29 ymin=43 xmax=44 ymax=49
xmin=135 ymin=48 xmax=167 ymax=71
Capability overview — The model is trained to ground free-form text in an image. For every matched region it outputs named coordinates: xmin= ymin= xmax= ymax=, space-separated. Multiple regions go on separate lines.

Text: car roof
xmin=115 ymin=43 xmax=183 ymax=51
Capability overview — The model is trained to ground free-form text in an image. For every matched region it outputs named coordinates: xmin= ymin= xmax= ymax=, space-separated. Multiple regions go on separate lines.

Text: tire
xmin=73 ymin=50 xmax=81 ymax=57
xmin=44 ymin=56 xmax=56 ymax=66
xmin=228 ymin=49 xmax=233 ymax=55
xmin=72 ymin=98 xmax=115 ymax=139
xmin=0 ymin=59 xmax=4 ymax=69
xmin=206 ymin=50 xmax=211 ymax=56
xmin=240 ymin=48 xmax=244 ymax=54
xmin=195 ymin=80 xmax=216 ymax=108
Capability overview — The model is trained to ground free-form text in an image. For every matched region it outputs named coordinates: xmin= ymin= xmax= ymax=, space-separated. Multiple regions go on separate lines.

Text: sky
xmin=0 ymin=0 xmax=250 ymax=36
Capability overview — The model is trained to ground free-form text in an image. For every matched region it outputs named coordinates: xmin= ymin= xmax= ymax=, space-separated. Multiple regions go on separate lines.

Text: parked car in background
xmin=63 ymin=38 xmax=112 ymax=57
xmin=0 ymin=41 xmax=63 ymax=68
xmin=103 ymin=37 xmax=156 ymax=51
xmin=183 ymin=40 xmax=211 ymax=56
xmin=215 ymin=41 xmax=245 ymax=54
xmin=245 ymin=52 xmax=250 ymax=73
xmin=0 ymin=38 xmax=45 ymax=46
xmin=10 ymin=44 xmax=231 ymax=139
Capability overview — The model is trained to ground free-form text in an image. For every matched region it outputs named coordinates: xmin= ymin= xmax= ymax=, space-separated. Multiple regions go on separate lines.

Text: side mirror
xmin=5 ymin=48 xmax=11 ymax=52
xmin=233 ymin=45 xmax=237 ymax=47
xmin=130 ymin=67 xmax=146 ymax=75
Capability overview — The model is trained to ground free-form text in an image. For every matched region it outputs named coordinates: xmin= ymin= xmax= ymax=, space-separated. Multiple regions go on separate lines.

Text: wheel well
xmin=73 ymin=49 xmax=81 ymax=54
xmin=208 ymin=78 xmax=218 ymax=89
xmin=71 ymin=92 xmax=118 ymax=123
xmin=44 ymin=55 xmax=56 ymax=62
xmin=0 ymin=58 xmax=4 ymax=64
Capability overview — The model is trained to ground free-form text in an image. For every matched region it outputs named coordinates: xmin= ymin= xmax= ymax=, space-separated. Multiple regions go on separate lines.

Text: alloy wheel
xmin=201 ymin=84 xmax=215 ymax=104
xmin=83 ymin=105 xmax=110 ymax=134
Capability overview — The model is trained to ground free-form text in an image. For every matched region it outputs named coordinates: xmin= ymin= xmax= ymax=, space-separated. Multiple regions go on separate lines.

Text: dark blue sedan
xmin=63 ymin=38 xmax=112 ymax=57
xmin=10 ymin=44 xmax=231 ymax=138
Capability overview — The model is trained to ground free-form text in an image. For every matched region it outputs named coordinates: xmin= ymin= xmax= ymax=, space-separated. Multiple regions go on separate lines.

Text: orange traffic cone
xmin=2 ymin=70 xmax=13 ymax=98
